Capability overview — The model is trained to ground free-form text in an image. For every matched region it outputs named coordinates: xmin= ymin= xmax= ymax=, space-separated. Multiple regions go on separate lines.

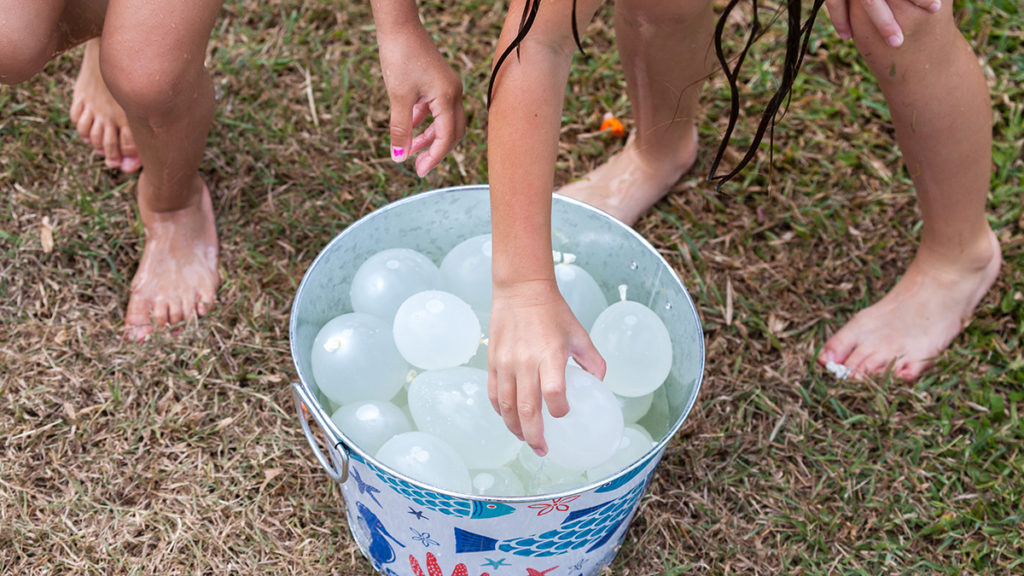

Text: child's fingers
xmin=517 ymin=370 xmax=548 ymax=456
xmin=410 ymin=123 xmax=436 ymax=157
xmin=539 ymin=357 xmax=568 ymax=419
xmin=824 ymin=0 xmax=852 ymax=40
xmin=857 ymin=0 xmax=903 ymax=47
xmin=572 ymin=338 xmax=607 ymax=383
xmin=496 ymin=371 xmax=525 ymax=441
xmin=414 ymin=110 xmax=459 ymax=177
xmin=387 ymin=98 xmax=415 ymax=162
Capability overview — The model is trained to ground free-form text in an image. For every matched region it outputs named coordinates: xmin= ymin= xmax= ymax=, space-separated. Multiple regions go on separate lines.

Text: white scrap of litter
xmin=825 ymin=361 xmax=852 ymax=381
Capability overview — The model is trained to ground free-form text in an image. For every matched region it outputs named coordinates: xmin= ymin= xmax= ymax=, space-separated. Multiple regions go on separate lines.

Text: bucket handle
xmin=291 ymin=382 xmax=349 ymax=483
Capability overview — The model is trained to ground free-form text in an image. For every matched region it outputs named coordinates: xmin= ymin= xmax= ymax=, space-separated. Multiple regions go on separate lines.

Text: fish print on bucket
xmin=357 ymin=501 xmax=406 ymax=567
xmin=452 ymin=473 xmax=651 ymax=557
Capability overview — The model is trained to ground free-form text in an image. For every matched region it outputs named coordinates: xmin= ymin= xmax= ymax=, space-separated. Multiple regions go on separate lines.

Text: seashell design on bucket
xmin=291 ymin=186 xmax=705 ymax=576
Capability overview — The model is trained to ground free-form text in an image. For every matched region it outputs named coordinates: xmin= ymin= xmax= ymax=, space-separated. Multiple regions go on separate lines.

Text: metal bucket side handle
xmin=291 ymin=381 xmax=349 ymax=483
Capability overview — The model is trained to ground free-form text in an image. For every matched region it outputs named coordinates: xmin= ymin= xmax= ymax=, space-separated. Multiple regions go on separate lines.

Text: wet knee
xmin=0 ymin=32 xmax=56 ymax=85
xmin=99 ymin=46 xmax=203 ymax=119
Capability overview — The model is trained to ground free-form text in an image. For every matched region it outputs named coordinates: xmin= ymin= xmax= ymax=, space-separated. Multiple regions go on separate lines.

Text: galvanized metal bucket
xmin=290 ymin=185 xmax=704 ymax=576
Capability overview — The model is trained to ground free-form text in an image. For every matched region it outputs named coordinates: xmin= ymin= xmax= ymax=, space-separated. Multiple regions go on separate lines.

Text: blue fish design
xmin=366 ymin=463 xmax=516 ymax=519
xmin=454 ymin=477 xmax=650 ymax=557
xmin=357 ymin=501 xmax=405 ymax=566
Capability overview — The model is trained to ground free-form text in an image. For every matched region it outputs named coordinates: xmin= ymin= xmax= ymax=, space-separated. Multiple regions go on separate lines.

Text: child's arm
xmin=487 ymin=0 xmax=606 ymax=455
xmin=824 ymin=0 xmax=940 ymax=46
xmin=370 ymin=0 xmax=465 ymax=176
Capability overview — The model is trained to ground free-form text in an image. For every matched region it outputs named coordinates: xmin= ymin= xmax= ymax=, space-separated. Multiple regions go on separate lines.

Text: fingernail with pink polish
xmin=839 ymin=32 xmax=852 ymax=41
xmin=928 ymin=1 xmax=941 ymax=12
xmin=887 ymin=34 xmax=903 ymax=48
xmin=391 ymin=146 xmax=405 ymax=161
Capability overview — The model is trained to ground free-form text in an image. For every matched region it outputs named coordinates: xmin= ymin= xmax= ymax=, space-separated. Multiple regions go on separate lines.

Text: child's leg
xmin=818 ymin=1 xmax=1000 ymax=380
xmin=99 ymin=0 xmax=223 ymax=341
xmin=0 ymin=1 xmax=103 ymax=84
xmin=557 ymin=0 xmax=715 ymax=226
xmin=70 ymin=39 xmax=141 ymax=173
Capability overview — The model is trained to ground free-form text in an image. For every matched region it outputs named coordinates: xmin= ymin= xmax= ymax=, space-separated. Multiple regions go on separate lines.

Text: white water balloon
xmin=554 ymin=261 xmax=608 ymax=331
xmin=440 ymin=234 xmax=493 ymax=311
xmin=376 ymin=431 xmax=472 ymax=493
xmin=616 ymin=391 xmax=654 ymax=424
xmin=408 ymin=367 xmax=519 ymax=468
xmin=590 ymin=299 xmax=673 ymax=397
xmin=311 ymin=313 xmax=409 ymax=405
xmin=393 ymin=291 xmax=481 ymax=370
xmin=331 ymin=400 xmax=412 ymax=454
xmin=585 ymin=424 xmax=656 ymax=482
xmin=350 ymin=248 xmax=441 ymax=322
xmin=471 ymin=468 xmax=526 ymax=497
xmin=542 ymin=363 xmax=624 ymax=471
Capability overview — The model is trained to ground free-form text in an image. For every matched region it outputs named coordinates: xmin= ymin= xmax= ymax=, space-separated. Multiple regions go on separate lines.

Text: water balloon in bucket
xmin=554 ymin=253 xmax=608 ymax=331
xmin=616 ymin=391 xmax=654 ymax=424
xmin=311 ymin=313 xmax=410 ymax=404
xmin=471 ymin=468 xmax=526 ymax=497
xmin=590 ymin=285 xmax=673 ymax=397
xmin=376 ymin=431 xmax=472 ymax=493
xmin=350 ymin=248 xmax=441 ymax=321
xmin=585 ymin=424 xmax=656 ymax=482
xmin=393 ymin=290 xmax=481 ymax=370
xmin=331 ymin=400 xmax=412 ymax=454
xmin=440 ymin=234 xmax=493 ymax=311
xmin=516 ymin=443 xmax=587 ymax=494
xmin=408 ymin=367 xmax=520 ymax=468
xmin=542 ymin=362 xmax=624 ymax=471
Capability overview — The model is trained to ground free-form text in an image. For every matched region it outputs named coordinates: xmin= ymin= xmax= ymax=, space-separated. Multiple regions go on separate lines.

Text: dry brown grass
xmin=3 ymin=1 xmax=1023 ymax=575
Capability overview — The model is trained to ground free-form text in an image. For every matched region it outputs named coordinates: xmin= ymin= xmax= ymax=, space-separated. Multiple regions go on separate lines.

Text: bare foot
xmin=70 ymin=39 xmax=141 ymax=173
xmin=125 ymin=176 xmax=220 ymax=341
xmin=818 ymin=230 xmax=1001 ymax=380
xmin=558 ymin=127 xmax=698 ymax=226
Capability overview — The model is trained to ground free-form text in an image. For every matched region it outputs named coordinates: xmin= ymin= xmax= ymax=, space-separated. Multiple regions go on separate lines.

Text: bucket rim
xmin=289 ymin=184 xmax=705 ymax=502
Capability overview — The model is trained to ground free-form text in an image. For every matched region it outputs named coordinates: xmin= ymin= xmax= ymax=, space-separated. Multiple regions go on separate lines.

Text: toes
xmin=151 ymin=301 xmax=170 ymax=330
xmin=820 ymin=328 xmax=859 ymax=367
xmin=168 ymin=296 xmax=186 ymax=327
xmin=76 ymin=108 xmax=95 ymax=142
xmin=89 ymin=120 xmax=106 ymax=156
xmin=70 ymin=97 xmax=85 ymax=124
xmin=120 ymin=128 xmax=141 ymax=173
xmin=125 ymin=294 xmax=155 ymax=342
xmin=103 ymin=125 xmax=122 ymax=168
xmin=895 ymin=358 xmax=930 ymax=382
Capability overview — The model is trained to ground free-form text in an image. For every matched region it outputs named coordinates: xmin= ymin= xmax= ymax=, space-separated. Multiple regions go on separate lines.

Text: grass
xmin=1 ymin=0 xmax=1022 ymax=574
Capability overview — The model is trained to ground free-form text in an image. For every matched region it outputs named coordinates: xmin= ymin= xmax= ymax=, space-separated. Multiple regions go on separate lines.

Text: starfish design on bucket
xmin=525 ymin=567 xmax=558 ymax=576
xmin=482 ymin=558 xmax=508 ymax=570
xmin=527 ymin=495 xmax=580 ymax=516
xmin=409 ymin=552 xmax=490 ymax=576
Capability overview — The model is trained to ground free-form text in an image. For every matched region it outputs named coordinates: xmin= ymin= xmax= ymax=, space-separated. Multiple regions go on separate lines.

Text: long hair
xmin=707 ymin=0 xmax=827 ymax=188
xmin=486 ymin=0 xmax=828 ymax=187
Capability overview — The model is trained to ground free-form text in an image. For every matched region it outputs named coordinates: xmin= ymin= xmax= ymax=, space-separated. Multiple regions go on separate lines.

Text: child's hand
xmin=825 ymin=0 xmax=941 ymax=46
xmin=376 ymin=25 xmax=465 ymax=177
xmin=487 ymin=279 xmax=606 ymax=456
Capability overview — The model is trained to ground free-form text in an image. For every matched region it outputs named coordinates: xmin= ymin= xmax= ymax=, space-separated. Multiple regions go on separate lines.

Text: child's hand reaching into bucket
xmin=487 ymin=279 xmax=606 ymax=456
xmin=370 ymin=0 xmax=466 ymax=177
